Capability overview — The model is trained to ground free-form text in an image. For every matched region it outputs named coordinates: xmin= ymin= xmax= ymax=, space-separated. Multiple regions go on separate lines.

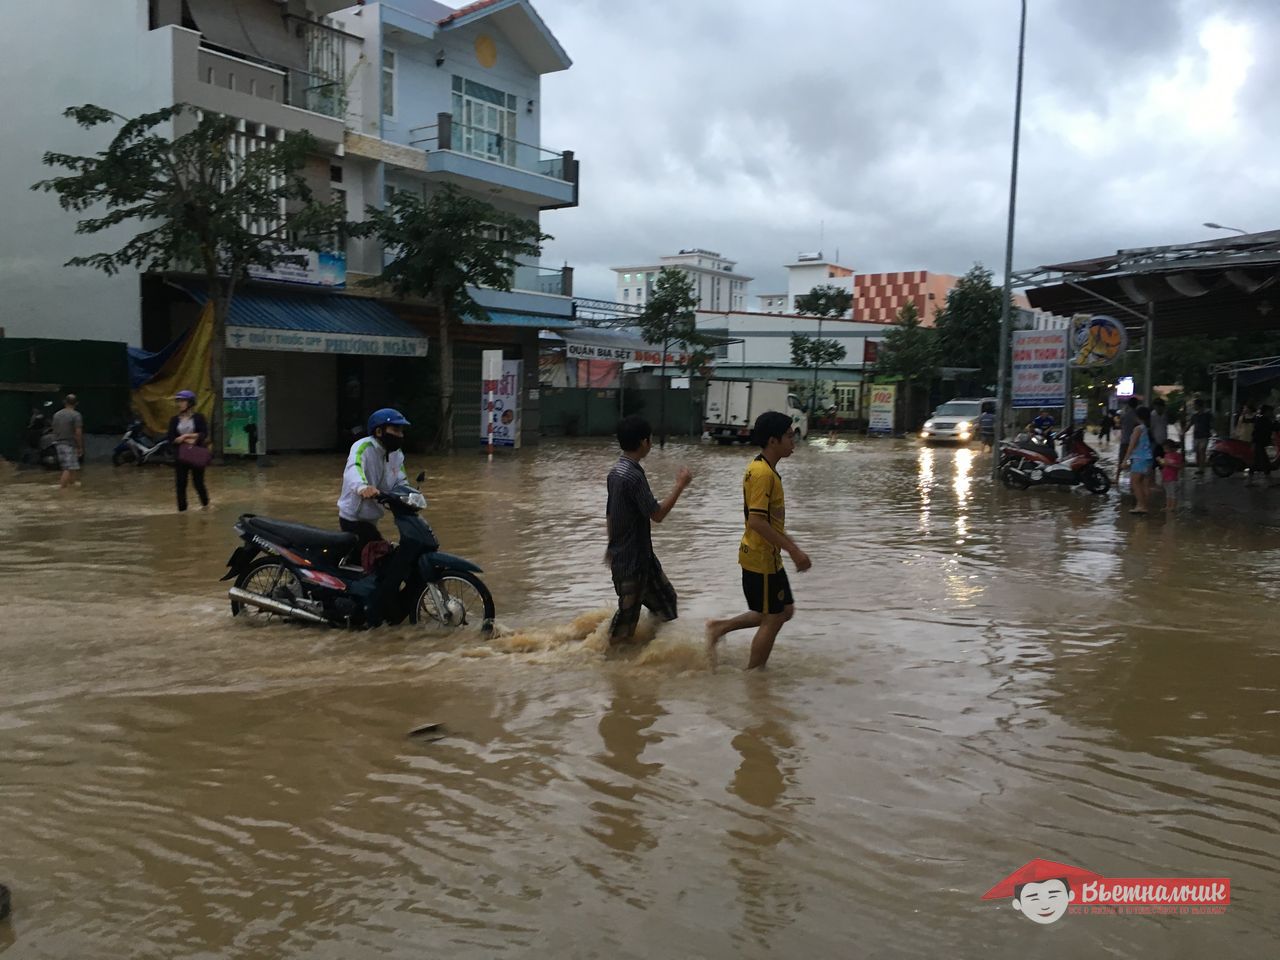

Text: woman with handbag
xmin=167 ymin=389 xmax=211 ymax=511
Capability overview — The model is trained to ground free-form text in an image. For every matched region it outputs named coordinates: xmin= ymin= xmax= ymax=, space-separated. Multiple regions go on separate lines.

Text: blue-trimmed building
xmin=3 ymin=0 xmax=578 ymax=449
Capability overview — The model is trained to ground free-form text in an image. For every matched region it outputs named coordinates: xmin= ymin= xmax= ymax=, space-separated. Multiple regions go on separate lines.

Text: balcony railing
xmin=409 ymin=115 xmax=575 ymax=183
xmin=197 ymin=44 xmax=346 ymax=119
xmin=513 ymin=264 xmax=573 ymax=297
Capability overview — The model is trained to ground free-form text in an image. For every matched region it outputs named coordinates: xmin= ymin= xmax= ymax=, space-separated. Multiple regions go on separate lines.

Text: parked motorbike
xmin=222 ymin=477 xmax=495 ymax=634
xmin=112 ymin=420 xmax=172 ymax=466
xmin=1000 ymin=428 xmax=1111 ymax=494
xmin=1208 ymin=437 xmax=1279 ymax=478
xmin=18 ymin=403 xmax=58 ymax=469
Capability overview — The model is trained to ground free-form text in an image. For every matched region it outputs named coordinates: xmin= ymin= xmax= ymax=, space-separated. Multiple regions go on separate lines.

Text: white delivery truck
xmin=704 ymin=379 xmax=808 ymax=444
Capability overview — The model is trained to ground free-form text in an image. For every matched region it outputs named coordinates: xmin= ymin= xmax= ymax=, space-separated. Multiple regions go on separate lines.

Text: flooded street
xmin=2 ymin=438 xmax=1278 ymax=958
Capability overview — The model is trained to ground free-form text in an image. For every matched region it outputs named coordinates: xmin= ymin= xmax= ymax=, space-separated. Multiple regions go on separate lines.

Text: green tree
xmin=358 ymin=185 xmax=548 ymax=449
xmin=792 ymin=284 xmax=852 ymax=412
xmin=934 ymin=263 xmax=1007 ymax=387
xmin=638 ymin=266 xmax=716 ymax=447
xmin=875 ymin=301 xmax=938 ymax=429
xmin=34 ymin=104 xmax=343 ymax=451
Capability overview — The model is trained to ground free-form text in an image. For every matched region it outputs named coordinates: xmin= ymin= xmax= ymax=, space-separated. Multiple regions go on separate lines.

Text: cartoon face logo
xmin=1012 ymin=879 xmax=1073 ymax=925
xmin=983 ymin=858 xmax=1103 ymax=925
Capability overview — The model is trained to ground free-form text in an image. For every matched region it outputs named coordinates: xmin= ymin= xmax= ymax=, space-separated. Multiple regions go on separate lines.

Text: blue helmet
xmin=367 ymin=407 xmax=410 ymax=436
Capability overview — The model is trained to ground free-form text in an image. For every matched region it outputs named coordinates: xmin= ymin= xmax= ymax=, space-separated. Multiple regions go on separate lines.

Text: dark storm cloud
xmin=532 ymin=0 xmax=1270 ymax=301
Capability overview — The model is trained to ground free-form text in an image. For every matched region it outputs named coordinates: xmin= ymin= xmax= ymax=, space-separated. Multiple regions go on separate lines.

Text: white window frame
xmin=381 ymin=48 xmax=397 ymax=119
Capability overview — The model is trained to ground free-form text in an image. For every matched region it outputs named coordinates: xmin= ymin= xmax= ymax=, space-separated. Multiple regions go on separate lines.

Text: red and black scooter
xmin=1208 ymin=437 xmax=1279 ymax=477
xmin=999 ymin=428 xmax=1111 ymax=494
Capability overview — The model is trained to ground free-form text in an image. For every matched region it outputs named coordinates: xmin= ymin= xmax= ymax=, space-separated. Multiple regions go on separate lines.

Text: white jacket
xmin=337 ymin=435 xmax=406 ymax=523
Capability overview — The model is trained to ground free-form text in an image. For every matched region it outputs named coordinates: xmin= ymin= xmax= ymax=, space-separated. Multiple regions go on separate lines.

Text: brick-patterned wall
xmin=854 ymin=271 xmax=957 ymax=326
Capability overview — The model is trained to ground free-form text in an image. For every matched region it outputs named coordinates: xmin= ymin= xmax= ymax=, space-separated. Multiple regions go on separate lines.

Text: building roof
xmin=1016 ymin=231 xmax=1280 ymax=338
xmin=436 ymin=0 xmax=571 ymax=73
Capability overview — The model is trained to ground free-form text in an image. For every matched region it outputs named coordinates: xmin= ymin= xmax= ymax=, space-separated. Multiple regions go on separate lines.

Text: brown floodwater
xmin=1 ymin=438 xmax=1277 ymax=958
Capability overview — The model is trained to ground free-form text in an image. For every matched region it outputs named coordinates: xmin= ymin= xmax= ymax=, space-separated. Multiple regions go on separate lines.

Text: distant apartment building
xmin=853 ymin=271 xmax=958 ymax=326
xmin=612 ymin=249 xmax=752 ymax=311
xmin=1 ymin=0 xmax=579 ymax=448
xmin=757 ymin=253 xmax=854 ymax=315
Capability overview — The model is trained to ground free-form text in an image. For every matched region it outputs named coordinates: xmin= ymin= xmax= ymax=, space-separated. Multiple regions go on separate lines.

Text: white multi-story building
xmin=756 ymin=253 xmax=855 ymax=315
xmin=612 ymin=249 xmax=752 ymax=312
xmin=1 ymin=0 xmax=578 ymax=448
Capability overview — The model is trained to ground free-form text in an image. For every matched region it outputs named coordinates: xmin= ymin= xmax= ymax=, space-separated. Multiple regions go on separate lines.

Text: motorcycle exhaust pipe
xmin=228 ymin=587 xmax=328 ymax=624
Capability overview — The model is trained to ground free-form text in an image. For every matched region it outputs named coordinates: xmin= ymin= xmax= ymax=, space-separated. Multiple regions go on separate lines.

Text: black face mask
xmin=379 ymin=433 xmax=403 ymax=453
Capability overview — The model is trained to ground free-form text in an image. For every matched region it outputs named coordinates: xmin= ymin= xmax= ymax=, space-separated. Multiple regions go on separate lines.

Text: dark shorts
xmin=742 ymin=567 xmax=793 ymax=615
xmin=609 ymin=556 xmax=677 ymax=642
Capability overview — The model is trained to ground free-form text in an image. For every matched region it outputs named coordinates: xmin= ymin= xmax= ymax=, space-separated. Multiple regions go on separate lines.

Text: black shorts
xmin=742 ymin=567 xmax=793 ymax=615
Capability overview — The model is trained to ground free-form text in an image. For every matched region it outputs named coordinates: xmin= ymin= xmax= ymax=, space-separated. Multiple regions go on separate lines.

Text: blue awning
xmin=185 ymin=287 xmax=431 ymax=357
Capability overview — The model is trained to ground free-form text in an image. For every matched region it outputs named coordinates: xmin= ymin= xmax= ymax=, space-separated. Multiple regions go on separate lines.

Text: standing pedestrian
xmin=1157 ymin=436 xmax=1185 ymax=514
xmin=1190 ymin=397 xmax=1213 ymax=475
xmin=978 ymin=401 xmax=996 ymax=452
xmin=167 ymin=389 xmax=211 ymax=512
xmin=1150 ymin=398 xmax=1169 ymax=452
xmin=1121 ymin=405 xmax=1154 ymax=515
xmin=705 ymin=411 xmax=811 ymax=670
xmin=1248 ymin=403 xmax=1274 ymax=487
xmin=1233 ymin=401 xmax=1255 ymax=442
xmin=1098 ymin=409 xmax=1112 ymax=446
xmin=50 ymin=393 xmax=83 ymax=489
xmin=1116 ymin=397 xmax=1140 ymax=483
xmin=604 ymin=416 xmax=692 ymax=646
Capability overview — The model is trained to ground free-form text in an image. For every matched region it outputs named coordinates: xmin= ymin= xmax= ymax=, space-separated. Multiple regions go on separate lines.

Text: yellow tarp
xmin=131 ymin=304 xmax=215 ymax=437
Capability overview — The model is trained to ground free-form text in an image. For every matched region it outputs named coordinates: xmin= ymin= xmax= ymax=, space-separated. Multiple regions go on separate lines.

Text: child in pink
xmin=1158 ymin=440 xmax=1185 ymax=513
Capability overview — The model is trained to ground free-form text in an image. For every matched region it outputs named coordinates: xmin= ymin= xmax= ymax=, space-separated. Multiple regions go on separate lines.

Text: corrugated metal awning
xmin=185 ymin=286 xmax=431 ymax=357
xmin=463 ymin=310 xmax=576 ymax=329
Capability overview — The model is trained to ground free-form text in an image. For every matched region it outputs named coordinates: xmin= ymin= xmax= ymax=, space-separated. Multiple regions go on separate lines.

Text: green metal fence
xmin=0 ymin=339 xmax=130 ymax=460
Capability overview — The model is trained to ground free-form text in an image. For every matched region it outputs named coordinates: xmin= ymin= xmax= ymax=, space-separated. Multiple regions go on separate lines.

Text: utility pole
xmin=993 ymin=0 xmax=1028 ymax=480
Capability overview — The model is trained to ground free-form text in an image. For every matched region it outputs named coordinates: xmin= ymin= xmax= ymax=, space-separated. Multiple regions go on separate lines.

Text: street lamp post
xmin=1203 ymin=222 xmax=1248 ymax=235
xmin=993 ymin=0 xmax=1028 ymax=481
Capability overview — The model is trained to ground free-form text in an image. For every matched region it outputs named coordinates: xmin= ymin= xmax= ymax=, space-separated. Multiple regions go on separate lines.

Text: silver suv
xmin=920 ymin=398 xmax=996 ymax=444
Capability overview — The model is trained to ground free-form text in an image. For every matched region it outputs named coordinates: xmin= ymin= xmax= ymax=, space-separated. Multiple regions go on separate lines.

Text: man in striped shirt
xmin=605 ymin=416 xmax=693 ymax=645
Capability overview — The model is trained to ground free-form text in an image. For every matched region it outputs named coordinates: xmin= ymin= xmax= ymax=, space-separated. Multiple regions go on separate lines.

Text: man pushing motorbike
xmin=335 ymin=407 xmax=434 ymax=627
xmin=337 ymin=408 xmax=411 ymax=560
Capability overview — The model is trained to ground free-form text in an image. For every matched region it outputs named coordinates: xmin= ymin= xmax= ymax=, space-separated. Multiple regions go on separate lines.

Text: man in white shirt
xmin=337 ymin=408 xmax=410 ymax=556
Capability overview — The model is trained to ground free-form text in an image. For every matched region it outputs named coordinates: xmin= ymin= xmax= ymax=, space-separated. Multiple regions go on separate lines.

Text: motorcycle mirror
xmin=416 ymin=471 xmax=426 ymax=483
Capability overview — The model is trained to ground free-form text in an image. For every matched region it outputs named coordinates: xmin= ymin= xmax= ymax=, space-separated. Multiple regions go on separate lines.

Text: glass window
xmin=452 ymin=76 xmax=516 ymax=165
xmin=623 ymin=289 xmax=629 ymax=301
xmin=382 ymin=49 xmax=396 ymax=116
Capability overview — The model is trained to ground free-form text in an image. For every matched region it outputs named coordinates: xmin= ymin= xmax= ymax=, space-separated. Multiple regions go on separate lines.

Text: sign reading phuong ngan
xmin=226 ymin=327 xmax=430 ymax=358
xmin=1012 ymin=329 xmax=1069 ymax=409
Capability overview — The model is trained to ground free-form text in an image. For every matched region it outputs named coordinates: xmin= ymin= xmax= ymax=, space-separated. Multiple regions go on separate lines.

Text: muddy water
xmin=1 ymin=439 xmax=1277 ymax=958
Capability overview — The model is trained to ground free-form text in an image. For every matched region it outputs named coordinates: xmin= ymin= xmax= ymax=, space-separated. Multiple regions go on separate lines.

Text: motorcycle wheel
xmin=112 ymin=448 xmax=136 ymax=466
xmin=1209 ymin=453 xmax=1236 ymax=478
xmin=1083 ymin=467 xmax=1111 ymax=495
xmin=1000 ymin=463 xmax=1030 ymax=490
xmin=231 ymin=558 xmax=305 ymax=621
xmin=410 ymin=572 xmax=495 ymax=635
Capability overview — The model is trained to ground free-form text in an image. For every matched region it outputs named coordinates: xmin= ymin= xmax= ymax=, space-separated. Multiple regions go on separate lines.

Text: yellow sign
xmin=475 ymin=34 xmax=497 ymax=68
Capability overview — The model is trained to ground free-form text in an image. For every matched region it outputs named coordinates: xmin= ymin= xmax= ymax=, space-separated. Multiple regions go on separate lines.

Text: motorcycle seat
xmin=244 ymin=516 xmax=357 ymax=552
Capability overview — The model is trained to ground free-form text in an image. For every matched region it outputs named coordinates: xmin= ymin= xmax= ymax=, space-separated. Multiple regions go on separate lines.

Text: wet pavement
xmin=1 ymin=437 xmax=1277 ymax=958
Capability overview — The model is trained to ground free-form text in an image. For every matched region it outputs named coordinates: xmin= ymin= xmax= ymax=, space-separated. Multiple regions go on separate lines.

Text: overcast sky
xmin=529 ymin=0 xmax=1279 ymax=304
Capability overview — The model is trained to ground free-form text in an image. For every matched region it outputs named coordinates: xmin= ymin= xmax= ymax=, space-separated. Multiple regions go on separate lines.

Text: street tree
xmin=358 ymin=185 xmax=548 ymax=448
xmin=638 ymin=267 xmax=716 ymax=447
xmin=875 ymin=300 xmax=938 ymax=429
xmin=34 ymin=104 xmax=343 ymax=451
xmin=793 ymin=284 xmax=852 ymax=412
xmin=790 ymin=335 xmax=848 ymax=409
xmin=934 ymin=263 xmax=1007 ymax=388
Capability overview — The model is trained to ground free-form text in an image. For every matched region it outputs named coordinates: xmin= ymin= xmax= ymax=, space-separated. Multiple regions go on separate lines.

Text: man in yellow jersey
xmin=705 ymin=411 xmax=811 ymax=669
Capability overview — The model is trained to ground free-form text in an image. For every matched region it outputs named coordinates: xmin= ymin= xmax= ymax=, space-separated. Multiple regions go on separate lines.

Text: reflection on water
xmin=1 ymin=437 xmax=1278 ymax=958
